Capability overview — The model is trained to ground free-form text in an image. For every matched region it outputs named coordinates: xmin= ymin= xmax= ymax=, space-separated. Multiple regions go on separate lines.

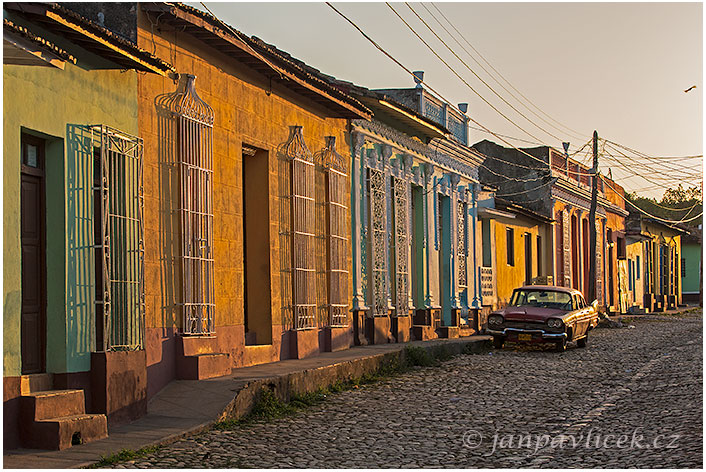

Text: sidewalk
xmin=3 ymin=335 xmax=491 ymax=469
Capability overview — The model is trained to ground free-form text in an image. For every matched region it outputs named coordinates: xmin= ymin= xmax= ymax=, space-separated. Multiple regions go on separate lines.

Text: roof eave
xmin=144 ymin=2 xmax=371 ymax=120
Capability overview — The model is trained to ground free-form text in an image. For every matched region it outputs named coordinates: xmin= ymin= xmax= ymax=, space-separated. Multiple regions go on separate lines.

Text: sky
xmin=190 ymin=1 xmax=703 ymax=199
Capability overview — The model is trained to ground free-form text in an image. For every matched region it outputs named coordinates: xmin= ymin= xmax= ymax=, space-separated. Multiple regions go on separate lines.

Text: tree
xmin=626 ymin=184 xmax=702 ymax=230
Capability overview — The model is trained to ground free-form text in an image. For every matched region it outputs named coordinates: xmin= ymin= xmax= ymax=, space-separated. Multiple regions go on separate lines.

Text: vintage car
xmin=487 ymin=285 xmax=599 ymax=351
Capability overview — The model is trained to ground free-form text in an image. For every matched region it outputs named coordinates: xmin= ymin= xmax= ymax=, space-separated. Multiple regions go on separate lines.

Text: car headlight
xmin=547 ymin=318 xmax=563 ymax=328
xmin=488 ymin=314 xmax=504 ymax=326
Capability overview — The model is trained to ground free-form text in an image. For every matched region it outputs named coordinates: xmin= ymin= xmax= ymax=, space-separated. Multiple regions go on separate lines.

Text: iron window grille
xmin=392 ymin=176 xmax=409 ymax=317
xmin=91 ymin=125 xmax=145 ymax=351
xmin=321 ymin=137 xmax=349 ymax=326
xmin=368 ymin=166 xmax=388 ymax=317
xmin=175 ymin=75 xmax=215 ymax=335
xmin=284 ymin=126 xmax=317 ymax=329
xmin=457 ymin=201 xmax=468 ymax=289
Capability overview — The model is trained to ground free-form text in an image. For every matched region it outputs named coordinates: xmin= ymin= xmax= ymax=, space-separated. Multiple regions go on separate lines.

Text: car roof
xmin=514 ymin=285 xmax=583 ymax=295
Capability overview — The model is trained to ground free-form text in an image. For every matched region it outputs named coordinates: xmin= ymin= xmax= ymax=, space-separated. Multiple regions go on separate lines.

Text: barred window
xmin=322 ymin=137 xmax=349 ymax=326
xmin=368 ymin=167 xmax=388 ymax=316
xmin=92 ymin=125 xmax=144 ymax=350
xmin=175 ymin=75 xmax=215 ymax=335
xmin=284 ymin=126 xmax=317 ymax=329
xmin=457 ymin=201 xmax=467 ymax=288
xmin=392 ymin=176 xmax=409 ymax=316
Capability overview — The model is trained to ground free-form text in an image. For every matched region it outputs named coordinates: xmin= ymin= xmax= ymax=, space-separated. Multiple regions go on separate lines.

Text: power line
xmin=325 ymin=3 xmax=697 ymax=200
xmin=404 ymin=2 xmax=570 ymax=144
xmin=601 ymin=176 xmax=703 ymax=225
xmin=418 ymin=2 xmax=587 ymax=143
xmin=325 ymin=2 xmax=567 ymax=178
xmin=429 ymin=3 xmax=588 ymax=141
xmin=385 ymin=2 xmax=551 ymax=145
xmin=605 ymin=139 xmax=703 ymax=160
xmin=602 ymin=143 xmax=703 ymax=183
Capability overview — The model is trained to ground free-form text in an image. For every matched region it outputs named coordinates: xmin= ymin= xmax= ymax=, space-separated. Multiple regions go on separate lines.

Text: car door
xmin=575 ymin=295 xmax=590 ymax=337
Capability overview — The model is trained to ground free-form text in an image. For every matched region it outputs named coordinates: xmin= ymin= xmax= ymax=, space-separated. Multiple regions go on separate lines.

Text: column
xmin=422 ymin=163 xmax=434 ymax=308
xmin=350 ymin=132 xmax=367 ymax=311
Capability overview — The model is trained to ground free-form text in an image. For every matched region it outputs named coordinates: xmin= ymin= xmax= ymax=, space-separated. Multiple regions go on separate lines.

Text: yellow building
xmin=135 ymin=3 xmax=370 ymax=396
xmin=479 ymin=198 xmax=554 ymax=308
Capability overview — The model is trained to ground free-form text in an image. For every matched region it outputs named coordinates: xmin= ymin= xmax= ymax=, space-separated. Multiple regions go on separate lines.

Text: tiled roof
xmin=4 ymin=2 xmax=175 ymax=75
xmin=4 ymin=17 xmax=76 ymax=63
xmin=156 ymin=2 xmax=371 ymax=119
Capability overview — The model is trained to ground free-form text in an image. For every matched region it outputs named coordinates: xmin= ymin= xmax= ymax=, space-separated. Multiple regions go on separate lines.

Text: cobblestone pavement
xmin=111 ymin=310 xmax=702 ymax=468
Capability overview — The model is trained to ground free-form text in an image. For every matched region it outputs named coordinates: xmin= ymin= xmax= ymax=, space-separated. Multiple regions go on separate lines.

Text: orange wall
xmin=136 ymin=14 xmax=350 ymax=337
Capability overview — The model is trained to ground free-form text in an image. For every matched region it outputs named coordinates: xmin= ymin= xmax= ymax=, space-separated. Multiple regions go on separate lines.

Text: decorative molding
xmin=352 ymin=119 xmax=478 ymax=179
xmin=352 ymin=131 xmax=365 ymax=157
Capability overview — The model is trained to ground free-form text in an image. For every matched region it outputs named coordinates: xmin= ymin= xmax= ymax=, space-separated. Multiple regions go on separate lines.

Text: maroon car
xmin=487 ymin=285 xmax=599 ymax=351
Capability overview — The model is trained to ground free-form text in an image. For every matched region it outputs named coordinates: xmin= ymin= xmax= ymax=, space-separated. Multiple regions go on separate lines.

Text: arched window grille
xmin=457 ymin=201 xmax=468 ymax=291
xmin=368 ymin=166 xmax=388 ymax=316
xmin=92 ymin=125 xmax=145 ymax=350
xmin=285 ymin=126 xmax=317 ymax=329
xmin=322 ymin=137 xmax=349 ymax=326
xmin=392 ymin=176 xmax=409 ymax=316
xmin=175 ymin=75 xmax=215 ymax=335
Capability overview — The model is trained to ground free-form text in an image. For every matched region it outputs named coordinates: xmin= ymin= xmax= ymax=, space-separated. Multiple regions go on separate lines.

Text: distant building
xmin=626 ymin=212 xmax=687 ymax=311
xmin=472 ymin=140 xmax=629 ymax=312
xmin=331 ymin=78 xmax=487 ymax=341
xmin=680 ymin=226 xmax=702 ymax=304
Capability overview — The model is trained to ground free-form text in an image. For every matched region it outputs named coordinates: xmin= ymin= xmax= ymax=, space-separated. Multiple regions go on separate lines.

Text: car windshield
xmin=510 ymin=289 xmax=573 ymax=310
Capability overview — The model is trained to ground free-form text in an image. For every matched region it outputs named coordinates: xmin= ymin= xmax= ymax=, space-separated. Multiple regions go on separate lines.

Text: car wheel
xmin=577 ymin=335 xmax=588 ymax=348
xmin=493 ymin=336 xmax=504 ymax=349
xmin=555 ymin=338 xmax=567 ymax=352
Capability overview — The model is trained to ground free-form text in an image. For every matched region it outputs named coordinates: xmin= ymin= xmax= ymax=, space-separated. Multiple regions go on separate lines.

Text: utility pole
xmin=587 ymin=130 xmax=598 ymax=302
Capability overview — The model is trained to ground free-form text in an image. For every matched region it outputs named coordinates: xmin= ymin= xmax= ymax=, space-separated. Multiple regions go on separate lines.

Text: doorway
xmin=571 ymin=214 xmax=579 ymax=289
xmin=242 ymin=145 xmax=271 ymax=345
xmin=20 ymin=133 xmax=46 ymax=374
xmin=524 ymin=232 xmax=532 ymax=285
xmin=438 ymin=195 xmax=451 ymax=325
xmin=411 ymin=185 xmax=424 ymax=308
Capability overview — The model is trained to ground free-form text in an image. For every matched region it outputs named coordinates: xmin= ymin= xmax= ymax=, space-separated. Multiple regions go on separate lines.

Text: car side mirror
xmin=591 ymin=300 xmax=598 ymax=310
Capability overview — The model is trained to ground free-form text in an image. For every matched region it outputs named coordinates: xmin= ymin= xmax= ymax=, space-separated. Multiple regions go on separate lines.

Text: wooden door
xmin=20 ymin=134 xmax=46 ymax=374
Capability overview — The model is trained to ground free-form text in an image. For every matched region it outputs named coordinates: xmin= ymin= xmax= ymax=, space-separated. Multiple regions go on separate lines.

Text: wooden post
xmin=588 ymin=130 xmax=599 ymax=302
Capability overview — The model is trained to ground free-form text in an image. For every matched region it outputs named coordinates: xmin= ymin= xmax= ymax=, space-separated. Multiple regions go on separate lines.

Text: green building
xmin=681 ymin=227 xmax=702 ymax=304
xmin=3 ymin=3 xmax=172 ymax=450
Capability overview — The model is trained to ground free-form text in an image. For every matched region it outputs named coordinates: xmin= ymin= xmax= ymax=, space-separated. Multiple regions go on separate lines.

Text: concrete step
xmin=20 ymin=373 xmax=53 ymax=395
xmin=177 ymin=352 xmax=231 ymax=380
xmin=21 ymin=389 xmax=85 ymax=421
xmin=24 ymin=413 xmax=108 ymax=450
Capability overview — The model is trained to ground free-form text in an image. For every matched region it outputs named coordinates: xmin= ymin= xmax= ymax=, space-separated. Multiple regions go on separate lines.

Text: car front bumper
xmin=487 ymin=327 xmax=567 ymax=340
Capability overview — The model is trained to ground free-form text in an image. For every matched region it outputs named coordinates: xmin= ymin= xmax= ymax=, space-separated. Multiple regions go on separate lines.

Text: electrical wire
xmin=419 ymin=2 xmax=587 ymax=143
xmin=603 ymin=141 xmax=703 ymax=177
xmin=429 ymin=3 xmax=588 ymax=141
xmin=602 ymin=177 xmax=703 ymax=225
xmin=602 ymin=144 xmax=703 ymax=183
xmin=404 ymin=2 xmax=570 ymax=144
xmin=324 ymin=2 xmax=570 ymax=178
xmin=386 ymin=3 xmax=557 ymax=146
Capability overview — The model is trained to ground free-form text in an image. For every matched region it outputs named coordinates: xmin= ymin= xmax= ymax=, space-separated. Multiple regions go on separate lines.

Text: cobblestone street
xmin=113 ymin=311 xmax=702 ymax=469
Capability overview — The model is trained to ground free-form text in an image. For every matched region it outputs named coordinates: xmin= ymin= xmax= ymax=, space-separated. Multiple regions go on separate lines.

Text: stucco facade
xmin=135 ymin=3 xmax=368 ymax=398
xmin=3 ymin=3 xmax=174 ymax=449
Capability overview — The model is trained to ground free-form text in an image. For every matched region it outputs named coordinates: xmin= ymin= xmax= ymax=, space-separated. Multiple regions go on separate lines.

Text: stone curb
xmin=11 ymin=336 xmax=491 ymax=469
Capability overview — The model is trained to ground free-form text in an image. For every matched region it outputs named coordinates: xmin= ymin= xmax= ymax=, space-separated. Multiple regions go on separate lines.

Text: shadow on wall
xmin=277 ymin=126 xmax=295 ymax=339
xmin=65 ymin=124 xmax=97 ymax=369
xmin=147 ymin=77 xmax=187 ymax=392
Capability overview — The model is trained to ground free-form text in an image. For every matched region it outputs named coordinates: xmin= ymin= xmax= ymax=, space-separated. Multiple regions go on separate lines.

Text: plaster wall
xmin=136 ymin=12 xmax=351 ymax=391
xmin=4 ymin=51 xmax=138 ymax=377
